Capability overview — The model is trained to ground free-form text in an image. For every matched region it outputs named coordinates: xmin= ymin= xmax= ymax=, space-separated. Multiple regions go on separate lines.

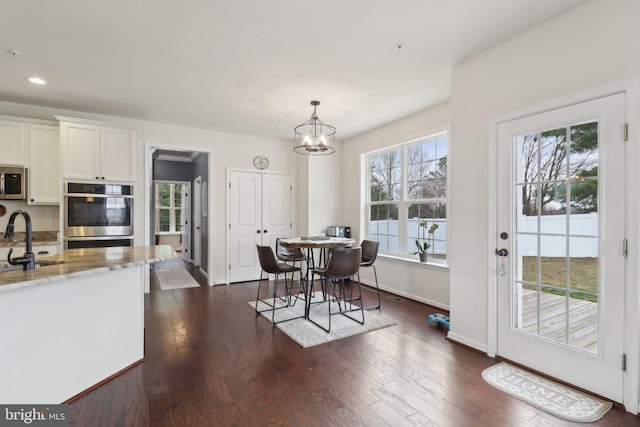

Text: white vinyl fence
xmin=369 ymin=218 xmax=448 ymax=255
xmin=370 ymin=213 xmax=598 ymax=257
xmin=519 ymin=213 xmax=598 ymax=257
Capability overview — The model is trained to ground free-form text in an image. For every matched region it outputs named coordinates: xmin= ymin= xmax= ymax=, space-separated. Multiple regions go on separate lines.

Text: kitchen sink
xmin=35 ymin=260 xmax=66 ymax=267
xmin=0 ymin=263 xmax=23 ymax=272
xmin=0 ymin=260 xmax=66 ymax=272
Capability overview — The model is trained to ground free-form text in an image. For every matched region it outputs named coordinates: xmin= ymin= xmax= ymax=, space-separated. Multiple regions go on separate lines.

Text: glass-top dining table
xmin=278 ymin=236 xmax=355 ymax=318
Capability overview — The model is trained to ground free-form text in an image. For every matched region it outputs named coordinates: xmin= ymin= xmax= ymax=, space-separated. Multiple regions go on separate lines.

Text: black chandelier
xmin=293 ymin=100 xmax=336 ymax=155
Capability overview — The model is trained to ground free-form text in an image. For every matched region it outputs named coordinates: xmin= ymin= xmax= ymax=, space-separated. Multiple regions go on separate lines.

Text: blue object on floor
xmin=428 ymin=313 xmax=450 ymax=330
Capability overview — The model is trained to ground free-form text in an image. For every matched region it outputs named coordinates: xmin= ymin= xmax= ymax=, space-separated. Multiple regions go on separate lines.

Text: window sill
xmin=378 ymin=253 xmax=449 ymax=271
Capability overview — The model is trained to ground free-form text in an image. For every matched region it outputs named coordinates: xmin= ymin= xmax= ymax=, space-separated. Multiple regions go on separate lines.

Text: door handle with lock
xmin=496 ymin=248 xmax=508 ymax=276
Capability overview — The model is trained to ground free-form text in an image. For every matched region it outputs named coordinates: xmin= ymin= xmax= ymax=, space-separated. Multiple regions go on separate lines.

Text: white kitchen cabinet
xmin=0 ymin=117 xmax=27 ymax=166
xmin=101 ymin=126 xmax=136 ymax=182
xmin=28 ymin=123 xmax=60 ymax=204
xmin=58 ymin=117 xmax=136 ymax=182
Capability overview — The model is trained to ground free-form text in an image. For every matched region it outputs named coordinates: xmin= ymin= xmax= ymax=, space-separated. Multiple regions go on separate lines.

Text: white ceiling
xmin=0 ymin=0 xmax=587 ymax=141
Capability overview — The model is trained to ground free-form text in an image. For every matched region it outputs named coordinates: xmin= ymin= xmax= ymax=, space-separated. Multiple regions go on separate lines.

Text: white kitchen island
xmin=0 ymin=245 xmax=176 ymax=404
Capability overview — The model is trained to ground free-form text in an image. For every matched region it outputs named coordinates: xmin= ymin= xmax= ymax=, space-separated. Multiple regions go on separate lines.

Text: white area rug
xmin=249 ymin=292 xmax=395 ymax=348
xmin=156 ymin=268 xmax=200 ymax=290
xmin=482 ymin=362 xmax=612 ymax=423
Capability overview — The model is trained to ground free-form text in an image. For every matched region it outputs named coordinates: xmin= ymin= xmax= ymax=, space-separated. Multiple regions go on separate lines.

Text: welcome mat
xmin=482 ymin=362 xmax=612 ymax=423
xmin=155 ymin=268 xmax=201 ymax=290
xmin=248 ymin=293 xmax=395 ymax=348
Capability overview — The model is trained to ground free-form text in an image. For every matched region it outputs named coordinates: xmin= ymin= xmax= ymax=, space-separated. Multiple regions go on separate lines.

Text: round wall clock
xmin=253 ymin=155 xmax=269 ymax=170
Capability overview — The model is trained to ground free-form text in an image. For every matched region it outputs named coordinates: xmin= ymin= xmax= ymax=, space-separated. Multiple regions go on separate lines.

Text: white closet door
xmin=228 ymin=171 xmax=292 ymax=283
xmin=261 ymin=173 xmax=292 ymax=247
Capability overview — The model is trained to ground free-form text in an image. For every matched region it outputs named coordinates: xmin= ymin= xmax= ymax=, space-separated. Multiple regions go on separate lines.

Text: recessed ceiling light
xmin=27 ymin=76 xmax=46 ymax=85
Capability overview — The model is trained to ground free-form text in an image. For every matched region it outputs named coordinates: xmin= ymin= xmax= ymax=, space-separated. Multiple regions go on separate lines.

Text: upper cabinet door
xmin=61 ymin=122 xmax=101 ymax=180
xmin=59 ymin=118 xmax=136 ymax=182
xmin=28 ymin=124 xmax=60 ymax=204
xmin=101 ymin=127 xmax=135 ymax=182
xmin=0 ymin=119 xmax=27 ymax=166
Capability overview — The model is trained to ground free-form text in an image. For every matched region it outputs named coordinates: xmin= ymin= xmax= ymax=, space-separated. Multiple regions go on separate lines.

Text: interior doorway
xmin=147 ymin=146 xmax=211 ymax=284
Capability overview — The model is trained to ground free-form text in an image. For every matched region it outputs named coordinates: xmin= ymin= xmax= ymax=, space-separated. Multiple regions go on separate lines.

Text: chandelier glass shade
xmin=293 ymin=101 xmax=336 ymax=155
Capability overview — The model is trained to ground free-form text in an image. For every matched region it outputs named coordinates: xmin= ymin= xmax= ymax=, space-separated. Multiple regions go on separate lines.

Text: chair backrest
xmin=361 ymin=240 xmax=379 ymax=265
xmin=276 ymin=237 xmax=305 ymax=261
xmin=256 ymin=245 xmax=281 ymax=274
xmin=324 ymin=247 xmax=362 ymax=279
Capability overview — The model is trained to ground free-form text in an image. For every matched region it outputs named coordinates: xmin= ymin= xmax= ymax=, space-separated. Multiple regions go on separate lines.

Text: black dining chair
xmin=276 ymin=237 xmax=307 ymax=293
xmin=255 ymin=245 xmax=304 ymax=325
xmin=360 ymin=240 xmax=381 ymax=310
xmin=309 ymin=247 xmax=364 ymax=332
xmin=276 ymin=237 xmax=307 ymax=267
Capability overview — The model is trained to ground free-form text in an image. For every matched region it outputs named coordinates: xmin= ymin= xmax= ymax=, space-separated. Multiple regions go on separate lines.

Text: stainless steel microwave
xmin=0 ymin=166 xmax=27 ymax=200
xmin=326 ymin=226 xmax=351 ymax=238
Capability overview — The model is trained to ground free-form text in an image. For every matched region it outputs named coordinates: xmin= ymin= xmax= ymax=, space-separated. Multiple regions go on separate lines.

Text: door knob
xmin=256 ymin=229 xmax=261 ymax=234
xmin=263 ymin=230 xmax=268 ymax=234
xmin=496 ymin=248 xmax=509 ymax=257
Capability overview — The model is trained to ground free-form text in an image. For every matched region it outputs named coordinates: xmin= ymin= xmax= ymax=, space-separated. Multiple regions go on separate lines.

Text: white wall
xmin=448 ymin=0 xmax=640 ymax=410
xmin=307 ymin=154 xmax=341 ymax=236
xmin=0 ymin=200 xmax=58 ymax=233
xmin=0 ymin=100 xmax=296 ymax=285
xmin=341 ymin=102 xmax=451 ymax=308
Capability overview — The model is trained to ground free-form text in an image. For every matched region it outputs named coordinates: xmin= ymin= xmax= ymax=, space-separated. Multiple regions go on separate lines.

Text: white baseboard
xmin=446 ymin=331 xmax=488 ymax=354
xmin=358 ymin=278 xmax=450 ymax=311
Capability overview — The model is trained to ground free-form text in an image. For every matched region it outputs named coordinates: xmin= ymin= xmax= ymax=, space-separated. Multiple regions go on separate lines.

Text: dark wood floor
xmin=67 ymin=259 xmax=638 ymax=426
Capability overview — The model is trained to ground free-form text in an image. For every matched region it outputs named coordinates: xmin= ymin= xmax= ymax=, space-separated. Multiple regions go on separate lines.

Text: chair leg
xmin=271 ymin=272 xmax=280 ymax=323
xmin=255 ymin=270 xmax=265 ymax=315
xmin=307 ymin=273 xmax=365 ymax=332
xmin=327 ymin=278 xmax=333 ymax=332
xmin=363 ymin=265 xmax=381 ymax=310
xmin=287 ymin=270 xmax=303 ymax=307
xmin=255 ymin=269 xmax=306 ymax=326
xmin=340 ymin=272 xmax=365 ymax=325
xmin=307 ymin=274 xmax=332 ymax=332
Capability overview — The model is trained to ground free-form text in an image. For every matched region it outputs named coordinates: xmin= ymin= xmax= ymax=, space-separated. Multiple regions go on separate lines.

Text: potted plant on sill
xmin=413 ymin=222 xmax=439 ymax=262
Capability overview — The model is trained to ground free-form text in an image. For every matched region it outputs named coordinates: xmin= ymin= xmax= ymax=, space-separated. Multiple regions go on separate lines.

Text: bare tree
xmin=520 ymin=122 xmax=597 ymax=216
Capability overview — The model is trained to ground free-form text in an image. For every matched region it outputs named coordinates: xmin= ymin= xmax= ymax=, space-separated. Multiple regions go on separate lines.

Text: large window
xmin=366 ymin=133 xmax=448 ymax=264
xmin=155 ymin=183 xmax=185 ymax=233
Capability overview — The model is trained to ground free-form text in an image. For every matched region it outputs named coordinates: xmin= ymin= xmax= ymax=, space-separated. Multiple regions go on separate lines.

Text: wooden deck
xmin=520 ymin=288 xmax=598 ymax=352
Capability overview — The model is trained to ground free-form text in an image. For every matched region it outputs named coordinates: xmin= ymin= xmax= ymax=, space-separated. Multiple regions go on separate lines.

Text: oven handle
xmin=63 ymin=193 xmax=134 ymax=198
xmin=65 ymin=235 xmax=134 ymax=241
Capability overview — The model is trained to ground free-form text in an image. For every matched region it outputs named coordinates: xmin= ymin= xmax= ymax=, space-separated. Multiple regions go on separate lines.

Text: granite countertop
xmin=0 ymin=231 xmax=59 ymax=247
xmin=0 ymin=245 xmax=176 ymax=292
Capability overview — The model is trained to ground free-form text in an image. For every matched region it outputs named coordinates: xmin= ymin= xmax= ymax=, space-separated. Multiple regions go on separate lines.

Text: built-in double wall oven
xmin=64 ymin=182 xmax=134 ymax=249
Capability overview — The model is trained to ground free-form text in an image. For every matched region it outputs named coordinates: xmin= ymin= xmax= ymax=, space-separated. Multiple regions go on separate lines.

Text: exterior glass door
xmin=497 ymin=93 xmax=626 ymax=402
